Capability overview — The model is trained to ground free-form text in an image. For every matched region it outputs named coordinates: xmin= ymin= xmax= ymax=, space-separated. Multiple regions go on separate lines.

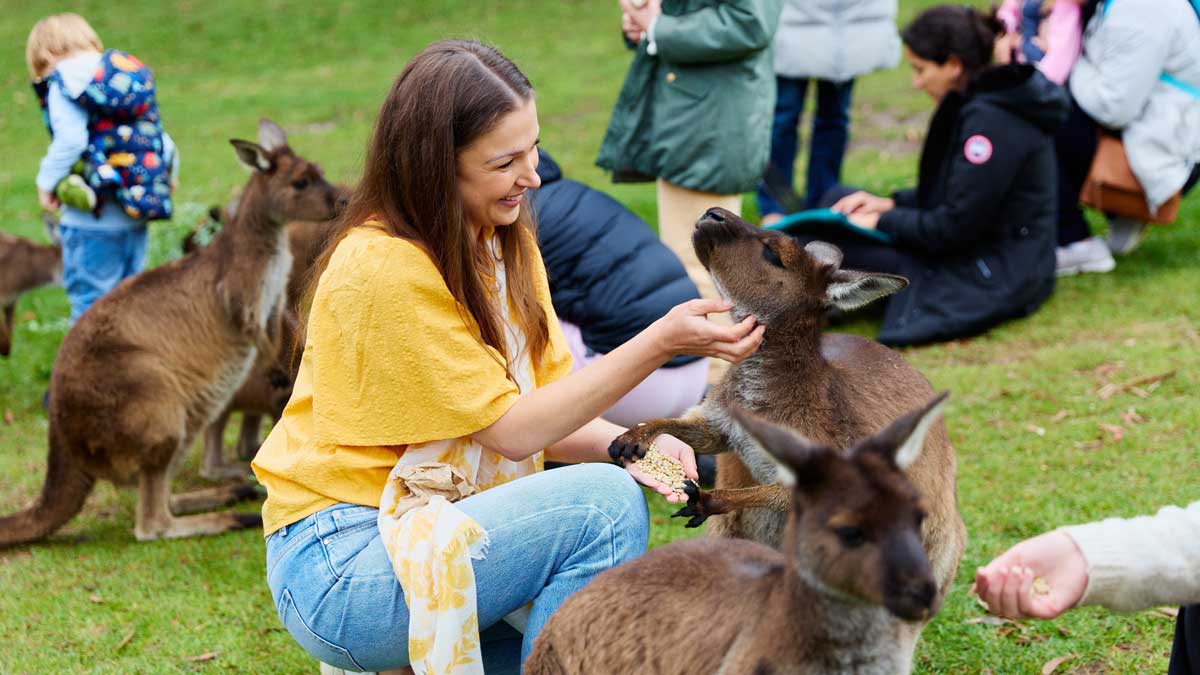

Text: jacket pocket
xmin=279 ymin=588 xmax=366 ymax=671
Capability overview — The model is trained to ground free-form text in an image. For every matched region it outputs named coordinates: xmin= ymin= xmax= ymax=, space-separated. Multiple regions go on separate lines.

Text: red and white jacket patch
xmin=963 ymin=135 xmax=994 ymax=165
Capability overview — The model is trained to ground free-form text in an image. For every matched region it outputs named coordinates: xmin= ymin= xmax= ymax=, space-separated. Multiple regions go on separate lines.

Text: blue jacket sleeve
xmin=877 ymin=108 xmax=1024 ymax=255
xmin=36 ymin=81 xmax=89 ymax=193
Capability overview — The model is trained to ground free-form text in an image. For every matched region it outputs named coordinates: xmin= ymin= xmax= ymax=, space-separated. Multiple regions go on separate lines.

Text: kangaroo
xmin=0 ymin=221 xmax=62 ymax=357
xmin=528 ymin=396 xmax=949 ymax=675
xmin=189 ymin=188 xmax=346 ymax=478
xmin=609 ymin=207 xmax=967 ymax=606
xmin=0 ymin=119 xmax=341 ymax=546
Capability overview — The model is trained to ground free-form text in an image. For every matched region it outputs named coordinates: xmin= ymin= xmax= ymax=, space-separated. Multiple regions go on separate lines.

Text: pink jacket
xmin=997 ymin=0 xmax=1082 ymax=84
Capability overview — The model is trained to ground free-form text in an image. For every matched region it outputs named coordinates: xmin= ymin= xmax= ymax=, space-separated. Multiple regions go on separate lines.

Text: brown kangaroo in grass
xmin=528 ymin=395 xmax=949 ymax=675
xmin=609 ymin=207 xmax=966 ymax=606
xmin=189 ymin=190 xmax=346 ymax=478
xmin=0 ymin=222 xmax=62 ymax=357
xmin=0 ymin=119 xmax=341 ymax=546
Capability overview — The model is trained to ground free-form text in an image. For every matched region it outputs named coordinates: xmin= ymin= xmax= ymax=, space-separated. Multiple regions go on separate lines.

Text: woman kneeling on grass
xmin=251 ymin=39 xmax=763 ymax=675
xmin=819 ymin=6 xmax=1070 ymax=347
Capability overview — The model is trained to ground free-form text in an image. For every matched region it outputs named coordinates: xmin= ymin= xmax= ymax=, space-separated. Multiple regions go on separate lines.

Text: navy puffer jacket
xmin=532 ymin=150 xmax=701 ymax=368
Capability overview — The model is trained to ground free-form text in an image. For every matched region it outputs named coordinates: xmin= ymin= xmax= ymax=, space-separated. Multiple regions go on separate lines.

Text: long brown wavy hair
xmin=302 ymin=39 xmax=549 ymax=378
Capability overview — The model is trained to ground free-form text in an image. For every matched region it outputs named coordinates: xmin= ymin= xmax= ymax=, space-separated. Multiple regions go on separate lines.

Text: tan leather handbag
xmin=1079 ymin=134 xmax=1181 ymax=224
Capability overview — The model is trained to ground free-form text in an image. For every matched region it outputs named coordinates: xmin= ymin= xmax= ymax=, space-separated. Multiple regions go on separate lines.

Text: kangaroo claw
xmin=671 ymin=481 xmax=715 ymax=528
xmin=606 ymin=431 xmax=652 ymax=465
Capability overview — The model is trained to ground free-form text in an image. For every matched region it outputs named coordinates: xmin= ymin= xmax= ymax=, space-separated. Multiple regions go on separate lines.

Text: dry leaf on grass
xmin=1098 ymin=424 xmax=1125 ymax=442
xmin=88 ymin=594 xmax=103 ymax=603
xmin=965 ymin=616 xmax=1014 ymax=627
xmin=1149 ymin=606 xmax=1180 ymax=620
xmin=115 ymin=627 xmax=135 ymax=652
xmin=3 ymin=409 xmax=12 ymax=425
xmin=1042 ymin=654 xmax=1076 ymax=674
xmin=184 ymin=651 xmax=219 ymax=662
xmin=1096 ymin=370 xmax=1177 ymax=400
xmin=1050 ymin=409 xmax=1069 ymax=423
xmin=1026 ymin=424 xmax=1046 ymax=436
xmin=1121 ymin=408 xmax=1146 ymax=425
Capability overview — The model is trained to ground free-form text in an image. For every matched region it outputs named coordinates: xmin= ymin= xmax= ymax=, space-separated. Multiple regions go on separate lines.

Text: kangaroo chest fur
xmin=188 ymin=229 xmax=292 ymax=433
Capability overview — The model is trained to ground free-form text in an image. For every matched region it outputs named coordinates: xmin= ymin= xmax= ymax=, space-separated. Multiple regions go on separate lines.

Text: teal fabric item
xmin=1161 ymin=72 xmax=1200 ymax=99
xmin=596 ymin=0 xmax=785 ymax=195
xmin=763 ymin=208 xmax=892 ymax=244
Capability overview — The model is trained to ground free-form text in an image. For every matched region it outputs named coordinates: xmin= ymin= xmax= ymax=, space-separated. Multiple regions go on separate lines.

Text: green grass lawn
xmin=2 ymin=1 xmax=1197 ymax=673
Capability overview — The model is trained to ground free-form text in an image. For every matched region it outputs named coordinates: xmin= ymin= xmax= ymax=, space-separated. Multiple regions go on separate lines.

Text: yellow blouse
xmin=252 ymin=225 xmax=573 ymax=536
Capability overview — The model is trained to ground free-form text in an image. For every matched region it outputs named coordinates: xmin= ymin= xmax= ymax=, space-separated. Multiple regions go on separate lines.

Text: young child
xmin=997 ymin=0 xmax=1083 ymax=84
xmin=27 ymin=13 xmax=178 ymax=323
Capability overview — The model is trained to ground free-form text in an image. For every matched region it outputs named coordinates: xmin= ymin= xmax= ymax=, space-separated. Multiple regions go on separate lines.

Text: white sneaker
xmin=1105 ymin=216 xmax=1148 ymax=255
xmin=1056 ymin=236 xmax=1116 ymax=276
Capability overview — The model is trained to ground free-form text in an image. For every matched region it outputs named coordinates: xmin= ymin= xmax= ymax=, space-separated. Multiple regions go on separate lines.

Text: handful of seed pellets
xmin=630 ymin=443 xmax=689 ymax=496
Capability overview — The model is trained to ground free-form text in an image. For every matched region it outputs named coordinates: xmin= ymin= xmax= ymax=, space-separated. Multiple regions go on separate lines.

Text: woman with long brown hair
xmin=252 ymin=40 xmax=763 ymax=674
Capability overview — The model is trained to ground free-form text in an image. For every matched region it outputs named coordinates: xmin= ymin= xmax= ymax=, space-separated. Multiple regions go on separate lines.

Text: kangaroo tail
xmin=0 ymin=430 xmax=94 ymax=548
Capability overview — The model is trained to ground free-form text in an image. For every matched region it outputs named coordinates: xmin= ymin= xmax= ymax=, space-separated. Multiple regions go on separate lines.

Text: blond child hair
xmin=26 ymin=13 xmax=103 ymax=80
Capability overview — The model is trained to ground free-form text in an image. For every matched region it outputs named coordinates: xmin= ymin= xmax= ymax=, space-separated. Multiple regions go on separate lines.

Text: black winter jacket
xmin=876 ymin=65 xmax=1069 ymax=346
xmin=531 ymin=150 xmax=702 ymax=367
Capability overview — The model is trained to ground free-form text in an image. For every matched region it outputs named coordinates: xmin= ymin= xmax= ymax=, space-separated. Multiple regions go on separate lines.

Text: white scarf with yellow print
xmin=378 ymin=238 xmax=539 ymax=675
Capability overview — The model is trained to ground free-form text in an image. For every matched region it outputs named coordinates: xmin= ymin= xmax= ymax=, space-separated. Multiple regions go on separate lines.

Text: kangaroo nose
xmin=703 ymin=207 xmax=726 ymax=222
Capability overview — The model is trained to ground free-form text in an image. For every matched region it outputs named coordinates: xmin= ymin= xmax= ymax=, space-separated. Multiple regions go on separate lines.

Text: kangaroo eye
xmin=291 ymin=179 xmax=309 ymax=190
xmin=834 ymin=526 xmax=866 ymax=548
xmin=762 ymin=242 xmax=785 ymax=268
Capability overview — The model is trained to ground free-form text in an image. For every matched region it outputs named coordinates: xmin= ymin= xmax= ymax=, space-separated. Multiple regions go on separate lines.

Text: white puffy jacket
xmin=773 ymin=0 xmax=899 ymax=82
xmin=1070 ymin=0 xmax=1200 ymax=211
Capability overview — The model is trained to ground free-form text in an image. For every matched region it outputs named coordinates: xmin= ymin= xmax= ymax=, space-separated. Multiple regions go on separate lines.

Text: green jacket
xmin=596 ymin=0 xmax=784 ymax=195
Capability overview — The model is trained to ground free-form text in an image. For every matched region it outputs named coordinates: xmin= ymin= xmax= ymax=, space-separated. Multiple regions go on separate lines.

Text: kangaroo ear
xmin=825 ymin=268 xmax=908 ymax=311
xmin=729 ymin=405 xmax=825 ymax=487
xmin=804 ymin=241 xmax=844 ymax=269
xmin=257 ymin=119 xmax=288 ymax=152
xmin=856 ymin=392 xmax=949 ymax=470
xmin=231 ymin=139 xmax=273 ymax=173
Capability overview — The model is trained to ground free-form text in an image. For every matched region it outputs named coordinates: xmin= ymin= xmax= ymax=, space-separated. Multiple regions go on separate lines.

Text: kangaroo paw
xmin=671 ymin=481 xmax=727 ymax=528
xmin=607 ymin=426 xmax=656 ymax=464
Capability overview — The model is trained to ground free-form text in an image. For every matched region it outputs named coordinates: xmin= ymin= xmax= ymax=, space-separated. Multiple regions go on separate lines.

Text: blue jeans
xmin=757 ymin=77 xmax=856 ymax=216
xmin=59 ymin=225 xmax=148 ymax=324
xmin=265 ymin=463 xmax=649 ymax=672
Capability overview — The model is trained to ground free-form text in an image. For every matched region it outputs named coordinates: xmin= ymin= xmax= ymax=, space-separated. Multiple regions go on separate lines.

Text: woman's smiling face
xmin=457 ymin=97 xmax=541 ymax=231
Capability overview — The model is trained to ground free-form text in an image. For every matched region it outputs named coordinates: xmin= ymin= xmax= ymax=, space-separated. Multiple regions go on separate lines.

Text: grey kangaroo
xmin=0 ymin=120 xmax=341 ymax=545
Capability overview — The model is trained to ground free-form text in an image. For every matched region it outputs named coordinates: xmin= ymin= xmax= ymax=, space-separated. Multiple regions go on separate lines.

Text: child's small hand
xmin=38 ymin=189 xmax=60 ymax=213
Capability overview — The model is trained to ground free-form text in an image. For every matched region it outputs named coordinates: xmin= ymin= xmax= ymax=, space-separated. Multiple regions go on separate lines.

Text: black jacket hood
xmin=970 ymin=64 xmax=1070 ymax=133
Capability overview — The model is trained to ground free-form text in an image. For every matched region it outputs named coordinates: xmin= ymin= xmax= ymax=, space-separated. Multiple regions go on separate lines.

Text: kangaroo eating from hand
xmin=528 ymin=395 xmax=950 ymax=675
xmin=609 ymin=207 xmax=966 ymax=607
xmin=0 ymin=119 xmax=341 ymax=546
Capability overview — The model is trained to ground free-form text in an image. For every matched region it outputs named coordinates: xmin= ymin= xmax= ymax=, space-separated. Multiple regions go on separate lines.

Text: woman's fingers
xmin=711 ymin=324 xmax=765 ymax=362
xmin=625 ymin=463 xmax=673 ymax=497
xmin=831 ymin=191 xmax=869 ymax=214
xmin=685 ymin=297 xmax=734 ymax=317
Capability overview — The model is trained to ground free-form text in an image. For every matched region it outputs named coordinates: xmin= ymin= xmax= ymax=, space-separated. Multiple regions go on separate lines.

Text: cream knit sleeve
xmin=1060 ymin=500 xmax=1200 ymax=613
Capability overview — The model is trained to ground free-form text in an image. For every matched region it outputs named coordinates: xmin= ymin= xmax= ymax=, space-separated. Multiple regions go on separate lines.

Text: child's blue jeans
xmin=757 ymin=77 xmax=856 ymax=215
xmin=59 ymin=224 xmax=148 ymax=323
xmin=265 ymin=462 xmax=649 ymax=673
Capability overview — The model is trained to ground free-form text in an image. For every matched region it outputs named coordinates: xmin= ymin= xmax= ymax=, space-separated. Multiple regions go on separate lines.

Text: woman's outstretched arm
xmin=472 ymin=298 xmax=762 ymax=461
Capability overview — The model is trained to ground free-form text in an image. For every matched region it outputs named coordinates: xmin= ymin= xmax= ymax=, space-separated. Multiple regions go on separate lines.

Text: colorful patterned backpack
xmin=34 ymin=49 xmax=173 ymax=221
